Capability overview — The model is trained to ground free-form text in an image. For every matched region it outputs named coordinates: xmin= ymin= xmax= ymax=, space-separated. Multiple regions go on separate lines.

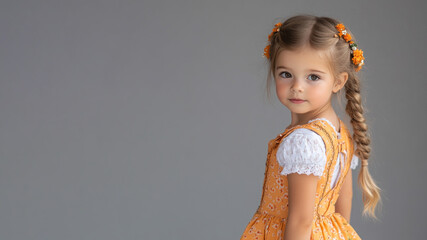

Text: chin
xmin=287 ymin=105 xmax=309 ymax=113
xmin=291 ymin=110 xmax=308 ymax=114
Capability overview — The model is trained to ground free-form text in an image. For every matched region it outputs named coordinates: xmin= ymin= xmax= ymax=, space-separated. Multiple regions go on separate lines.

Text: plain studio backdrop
xmin=1 ymin=0 xmax=426 ymax=239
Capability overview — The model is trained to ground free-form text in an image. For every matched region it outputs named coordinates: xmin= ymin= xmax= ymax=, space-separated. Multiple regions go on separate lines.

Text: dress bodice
xmin=240 ymin=118 xmax=361 ymax=240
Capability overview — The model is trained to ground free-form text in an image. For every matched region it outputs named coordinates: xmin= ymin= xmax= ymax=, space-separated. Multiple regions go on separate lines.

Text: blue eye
xmin=308 ymin=74 xmax=320 ymax=81
xmin=280 ymin=71 xmax=292 ymax=78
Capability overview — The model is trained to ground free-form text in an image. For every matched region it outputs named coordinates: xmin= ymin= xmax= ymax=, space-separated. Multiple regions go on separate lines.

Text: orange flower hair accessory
xmin=263 ymin=22 xmax=282 ymax=59
xmin=334 ymin=23 xmax=365 ymax=72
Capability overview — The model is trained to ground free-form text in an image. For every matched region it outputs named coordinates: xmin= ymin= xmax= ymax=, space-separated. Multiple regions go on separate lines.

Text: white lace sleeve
xmin=276 ymin=128 xmax=326 ymax=177
xmin=350 ymin=154 xmax=359 ymax=169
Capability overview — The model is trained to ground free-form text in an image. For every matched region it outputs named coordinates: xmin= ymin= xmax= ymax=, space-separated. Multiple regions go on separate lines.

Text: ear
xmin=333 ymin=72 xmax=349 ymax=93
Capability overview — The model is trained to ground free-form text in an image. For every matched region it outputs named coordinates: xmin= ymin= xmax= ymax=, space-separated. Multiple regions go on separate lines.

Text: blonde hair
xmin=265 ymin=14 xmax=382 ymax=219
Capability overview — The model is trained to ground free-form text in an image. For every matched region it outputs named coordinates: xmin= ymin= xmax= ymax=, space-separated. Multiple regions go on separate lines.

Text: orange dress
xmin=240 ymin=118 xmax=362 ymax=240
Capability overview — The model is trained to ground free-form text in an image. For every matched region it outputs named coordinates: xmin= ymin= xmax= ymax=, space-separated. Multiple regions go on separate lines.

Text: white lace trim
xmin=276 ymin=128 xmax=326 ymax=177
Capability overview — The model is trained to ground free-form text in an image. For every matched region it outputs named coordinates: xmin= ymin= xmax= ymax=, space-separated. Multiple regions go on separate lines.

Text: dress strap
xmin=337 ymin=139 xmax=346 ymax=153
xmin=293 ymin=119 xmax=346 ymax=218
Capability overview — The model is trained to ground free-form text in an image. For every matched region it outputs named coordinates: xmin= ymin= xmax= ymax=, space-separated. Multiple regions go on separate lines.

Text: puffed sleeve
xmin=276 ymin=128 xmax=326 ymax=177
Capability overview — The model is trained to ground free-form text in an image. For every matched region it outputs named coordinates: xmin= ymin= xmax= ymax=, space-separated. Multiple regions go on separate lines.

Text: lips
xmin=289 ymin=98 xmax=306 ymax=103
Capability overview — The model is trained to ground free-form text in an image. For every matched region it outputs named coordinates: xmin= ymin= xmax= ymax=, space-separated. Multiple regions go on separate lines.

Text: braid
xmin=344 ymin=74 xmax=382 ymax=219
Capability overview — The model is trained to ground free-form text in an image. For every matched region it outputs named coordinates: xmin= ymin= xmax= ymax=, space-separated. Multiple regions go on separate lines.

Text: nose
xmin=290 ymin=79 xmax=304 ymax=93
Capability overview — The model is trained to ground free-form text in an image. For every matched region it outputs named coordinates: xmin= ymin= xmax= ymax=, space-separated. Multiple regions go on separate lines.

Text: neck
xmin=288 ymin=102 xmax=338 ymax=128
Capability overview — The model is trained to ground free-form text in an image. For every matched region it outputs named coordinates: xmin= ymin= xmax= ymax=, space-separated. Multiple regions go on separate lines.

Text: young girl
xmin=240 ymin=15 xmax=381 ymax=240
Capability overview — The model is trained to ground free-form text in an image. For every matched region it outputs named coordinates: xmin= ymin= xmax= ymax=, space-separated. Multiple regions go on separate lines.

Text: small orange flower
xmin=273 ymin=22 xmax=282 ymax=32
xmin=268 ymin=22 xmax=282 ymax=41
xmin=336 ymin=23 xmax=345 ymax=32
xmin=343 ymin=33 xmax=352 ymax=42
xmin=264 ymin=45 xmax=270 ymax=59
xmin=352 ymin=49 xmax=365 ymax=66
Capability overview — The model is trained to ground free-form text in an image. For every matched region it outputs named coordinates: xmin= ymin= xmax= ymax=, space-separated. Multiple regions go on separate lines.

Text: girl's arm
xmin=335 ymin=168 xmax=353 ymax=222
xmin=284 ymin=173 xmax=319 ymax=240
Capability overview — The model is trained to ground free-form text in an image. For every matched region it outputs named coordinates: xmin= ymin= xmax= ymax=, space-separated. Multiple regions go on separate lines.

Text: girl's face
xmin=274 ymin=46 xmax=342 ymax=119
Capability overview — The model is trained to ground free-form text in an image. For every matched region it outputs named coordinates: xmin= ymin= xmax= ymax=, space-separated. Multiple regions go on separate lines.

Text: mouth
xmin=289 ymin=98 xmax=306 ymax=103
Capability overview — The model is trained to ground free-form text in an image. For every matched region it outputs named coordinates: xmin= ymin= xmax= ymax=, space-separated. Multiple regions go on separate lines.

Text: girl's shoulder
xmin=276 ymin=118 xmax=359 ymax=171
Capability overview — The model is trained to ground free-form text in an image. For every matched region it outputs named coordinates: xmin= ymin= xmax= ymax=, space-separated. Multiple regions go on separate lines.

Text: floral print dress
xmin=240 ymin=118 xmax=362 ymax=240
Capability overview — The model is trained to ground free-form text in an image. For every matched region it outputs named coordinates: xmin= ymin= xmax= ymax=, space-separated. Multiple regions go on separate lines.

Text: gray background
xmin=1 ymin=0 xmax=426 ymax=239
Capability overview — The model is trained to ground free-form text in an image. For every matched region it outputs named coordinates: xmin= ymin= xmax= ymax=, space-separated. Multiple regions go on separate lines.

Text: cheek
xmin=308 ymin=86 xmax=331 ymax=101
xmin=275 ymin=78 xmax=290 ymax=89
xmin=275 ymin=82 xmax=289 ymax=96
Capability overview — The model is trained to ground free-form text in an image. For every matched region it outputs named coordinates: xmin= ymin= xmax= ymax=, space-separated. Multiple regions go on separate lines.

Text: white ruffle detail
xmin=351 ymin=154 xmax=359 ymax=169
xmin=331 ymin=153 xmax=343 ymax=188
xmin=276 ymin=128 xmax=326 ymax=177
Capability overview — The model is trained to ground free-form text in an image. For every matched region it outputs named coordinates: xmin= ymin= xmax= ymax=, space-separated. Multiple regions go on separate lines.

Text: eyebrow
xmin=276 ymin=66 xmax=327 ymax=74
